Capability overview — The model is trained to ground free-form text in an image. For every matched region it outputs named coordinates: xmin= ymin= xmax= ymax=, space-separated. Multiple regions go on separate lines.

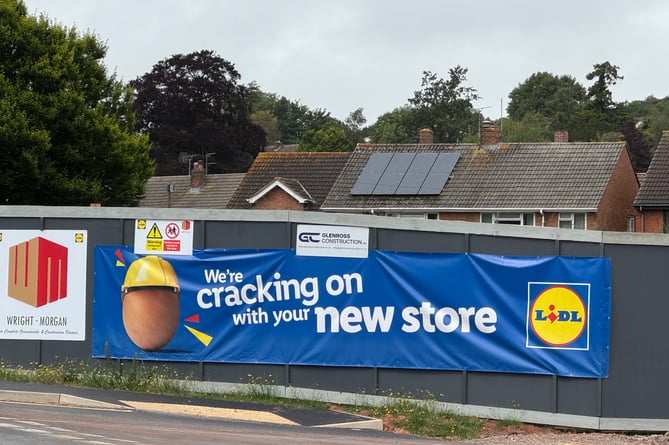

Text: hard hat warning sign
xmin=134 ymin=219 xmax=193 ymax=256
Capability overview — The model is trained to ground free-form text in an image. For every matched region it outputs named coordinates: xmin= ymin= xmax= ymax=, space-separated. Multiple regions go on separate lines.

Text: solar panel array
xmin=351 ymin=152 xmax=460 ymax=195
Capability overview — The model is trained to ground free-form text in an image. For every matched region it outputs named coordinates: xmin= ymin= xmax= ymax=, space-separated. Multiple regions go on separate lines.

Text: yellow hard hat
xmin=121 ymin=256 xmax=180 ymax=294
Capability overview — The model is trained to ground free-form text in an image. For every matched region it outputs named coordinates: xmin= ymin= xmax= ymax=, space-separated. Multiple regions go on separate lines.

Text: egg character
xmin=120 ymin=256 xmax=180 ymax=351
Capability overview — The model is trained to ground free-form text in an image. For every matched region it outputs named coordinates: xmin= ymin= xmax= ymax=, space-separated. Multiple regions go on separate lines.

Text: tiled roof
xmin=139 ymin=173 xmax=245 ymax=208
xmin=264 ymin=143 xmax=299 ymax=152
xmin=322 ymin=142 xmax=627 ymax=212
xmin=227 ymin=152 xmax=351 ymax=210
xmin=634 ymin=131 xmax=669 ymax=207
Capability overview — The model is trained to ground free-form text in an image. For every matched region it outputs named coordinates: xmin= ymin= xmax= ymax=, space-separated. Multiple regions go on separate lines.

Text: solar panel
xmin=395 ymin=153 xmax=439 ymax=194
xmin=350 ymin=153 xmax=393 ymax=194
xmin=350 ymin=151 xmax=460 ymax=196
xmin=419 ymin=152 xmax=460 ymax=194
xmin=373 ymin=153 xmax=415 ymax=194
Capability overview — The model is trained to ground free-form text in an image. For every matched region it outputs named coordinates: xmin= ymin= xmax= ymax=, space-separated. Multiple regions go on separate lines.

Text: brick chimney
xmin=553 ymin=130 xmax=569 ymax=142
xmin=190 ymin=160 xmax=206 ymax=189
xmin=418 ymin=128 xmax=434 ymax=144
xmin=480 ymin=121 xmax=500 ymax=146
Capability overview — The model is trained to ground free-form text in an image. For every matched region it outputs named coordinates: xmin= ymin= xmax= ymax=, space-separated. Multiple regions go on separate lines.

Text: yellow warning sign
xmin=134 ymin=219 xmax=194 ymax=256
xmin=145 ymin=239 xmax=163 ymax=251
xmin=147 ymin=223 xmax=163 ymax=239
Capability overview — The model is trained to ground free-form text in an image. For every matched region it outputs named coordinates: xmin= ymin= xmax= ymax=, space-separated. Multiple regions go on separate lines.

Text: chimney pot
xmin=480 ymin=121 xmax=501 ymax=146
xmin=553 ymin=130 xmax=569 ymax=142
xmin=418 ymin=128 xmax=434 ymax=144
xmin=191 ymin=161 xmax=206 ymax=189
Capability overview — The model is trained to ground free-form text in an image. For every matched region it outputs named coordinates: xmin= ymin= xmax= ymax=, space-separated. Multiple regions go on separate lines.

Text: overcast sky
xmin=25 ymin=0 xmax=669 ymax=124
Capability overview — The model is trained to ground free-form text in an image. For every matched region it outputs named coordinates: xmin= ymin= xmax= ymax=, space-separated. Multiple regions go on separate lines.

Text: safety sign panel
xmin=134 ymin=219 xmax=194 ymax=256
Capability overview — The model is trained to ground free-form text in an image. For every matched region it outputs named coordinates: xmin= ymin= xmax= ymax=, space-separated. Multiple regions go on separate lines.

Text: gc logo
xmin=298 ymin=232 xmax=320 ymax=243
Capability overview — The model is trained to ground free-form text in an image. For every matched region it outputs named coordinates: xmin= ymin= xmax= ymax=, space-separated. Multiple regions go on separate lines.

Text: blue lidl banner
xmin=92 ymin=247 xmax=611 ymax=378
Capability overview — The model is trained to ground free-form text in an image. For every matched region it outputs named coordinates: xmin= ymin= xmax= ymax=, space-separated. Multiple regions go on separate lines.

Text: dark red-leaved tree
xmin=131 ymin=50 xmax=265 ymax=175
xmin=620 ymin=117 xmax=652 ymax=172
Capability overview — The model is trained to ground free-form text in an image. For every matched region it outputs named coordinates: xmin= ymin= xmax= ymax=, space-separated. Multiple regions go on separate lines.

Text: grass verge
xmin=0 ymin=359 xmax=489 ymax=440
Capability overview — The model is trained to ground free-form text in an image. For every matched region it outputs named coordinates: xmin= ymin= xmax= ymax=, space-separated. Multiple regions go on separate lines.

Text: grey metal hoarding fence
xmin=0 ymin=206 xmax=666 ymax=430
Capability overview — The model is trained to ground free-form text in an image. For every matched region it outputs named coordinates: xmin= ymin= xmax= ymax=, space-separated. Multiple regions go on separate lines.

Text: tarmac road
xmin=0 ymin=381 xmax=452 ymax=445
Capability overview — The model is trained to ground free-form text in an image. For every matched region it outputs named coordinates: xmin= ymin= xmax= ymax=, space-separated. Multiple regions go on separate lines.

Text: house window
xmin=559 ymin=212 xmax=586 ymax=230
xmin=480 ymin=212 xmax=535 ymax=226
xmin=387 ymin=213 xmax=438 ymax=220
xmin=627 ymin=216 xmax=635 ymax=232
xmin=664 ymin=211 xmax=669 ymax=234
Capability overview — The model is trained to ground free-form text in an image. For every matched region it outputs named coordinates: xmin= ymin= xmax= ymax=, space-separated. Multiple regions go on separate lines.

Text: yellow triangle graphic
xmin=185 ymin=325 xmax=213 ymax=346
xmin=115 ymin=260 xmax=124 ymax=266
xmin=147 ymin=223 xmax=163 ymax=239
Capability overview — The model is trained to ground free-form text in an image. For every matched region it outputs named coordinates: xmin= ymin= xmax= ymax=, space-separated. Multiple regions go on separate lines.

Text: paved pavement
xmin=0 ymin=381 xmax=382 ymax=430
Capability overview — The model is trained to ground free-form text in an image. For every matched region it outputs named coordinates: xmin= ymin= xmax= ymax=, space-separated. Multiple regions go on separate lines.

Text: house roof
xmin=139 ymin=173 xmax=245 ymax=208
xmin=226 ymin=152 xmax=351 ymax=210
xmin=321 ymin=142 xmax=628 ymax=212
xmin=264 ymin=142 xmax=299 ymax=152
xmin=634 ymin=131 xmax=669 ymax=208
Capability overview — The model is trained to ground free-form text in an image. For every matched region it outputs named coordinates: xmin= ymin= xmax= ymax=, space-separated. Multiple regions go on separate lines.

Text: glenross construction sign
xmin=296 ymin=224 xmax=369 ymax=258
xmin=0 ymin=230 xmax=87 ymax=340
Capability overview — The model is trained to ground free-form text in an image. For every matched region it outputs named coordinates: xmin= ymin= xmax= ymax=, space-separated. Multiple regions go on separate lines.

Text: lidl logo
xmin=526 ymin=282 xmax=589 ymax=350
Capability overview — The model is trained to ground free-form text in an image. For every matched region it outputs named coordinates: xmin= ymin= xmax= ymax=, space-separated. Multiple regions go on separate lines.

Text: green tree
xmin=247 ymin=87 xmax=340 ymax=145
xmin=131 ymin=50 xmax=265 ymax=175
xmin=345 ymin=107 xmax=367 ymax=131
xmin=501 ymin=113 xmax=552 ymax=142
xmin=625 ymin=96 xmax=669 ymax=151
xmin=507 ymin=72 xmax=586 ymax=130
xmin=566 ymin=108 xmax=607 ymax=141
xmin=408 ymin=68 xmax=479 ymax=142
xmin=370 ymin=107 xmax=416 ymax=143
xmin=343 ymin=107 xmax=371 ymax=145
xmin=298 ymin=124 xmax=354 ymax=152
xmin=251 ymin=110 xmax=281 ymax=145
xmin=0 ymin=0 xmax=153 ymax=205
xmin=586 ymin=62 xmax=623 ymax=113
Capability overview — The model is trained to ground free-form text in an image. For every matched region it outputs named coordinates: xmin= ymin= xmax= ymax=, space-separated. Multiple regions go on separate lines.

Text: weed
xmin=348 ymin=397 xmax=483 ymax=440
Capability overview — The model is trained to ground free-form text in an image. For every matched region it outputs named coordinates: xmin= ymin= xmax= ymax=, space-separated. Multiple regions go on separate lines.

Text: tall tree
xmin=132 ymin=50 xmax=265 ymax=175
xmin=586 ymin=62 xmax=623 ymax=113
xmin=247 ymin=87 xmax=340 ymax=145
xmin=408 ymin=68 xmax=479 ymax=142
xmin=584 ymin=61 xmax=624 ymax=135
xmin=0 ymin=0 xmax=153 ymax=205
xmin=370 ymin=107 xmax=416 ymax=143
xmin=507 ymin=72 xmax=586 ymax=130
xmin=501 ymin=113 xmax=552 ymax=142
xmin=298 ymin=124 xmax=354 ymax=152
xmin=251 ymin=110 xmax=281 ymax=145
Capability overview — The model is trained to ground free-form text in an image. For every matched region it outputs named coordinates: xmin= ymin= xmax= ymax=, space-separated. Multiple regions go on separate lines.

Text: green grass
xmin=346 ymin=397 xmax=483 ymax=440
xmin=0 ymin=359 xmax=490 ymax=440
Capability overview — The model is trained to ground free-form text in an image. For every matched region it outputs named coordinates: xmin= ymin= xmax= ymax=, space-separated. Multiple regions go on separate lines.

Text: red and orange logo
xmin=528 ymin=285 xmax=587 ymax=348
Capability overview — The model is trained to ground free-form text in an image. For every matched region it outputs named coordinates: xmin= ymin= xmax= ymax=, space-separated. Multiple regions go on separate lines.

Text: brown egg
xmin=122 ymin=288 xmax=180 ymax=351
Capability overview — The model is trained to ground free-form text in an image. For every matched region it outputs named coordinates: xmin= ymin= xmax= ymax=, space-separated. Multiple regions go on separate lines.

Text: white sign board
xmin=0 ymin=230 xmax=87 ymax=340
xmin=134 ymin=219 xmax=194 ymax=256
xmin=296 ymin=224 xmax=369 ymax=258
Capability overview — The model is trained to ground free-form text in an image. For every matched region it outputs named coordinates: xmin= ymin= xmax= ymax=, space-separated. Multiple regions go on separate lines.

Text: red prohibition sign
xmin=165 ymin=222 xmax=180 ymax=239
